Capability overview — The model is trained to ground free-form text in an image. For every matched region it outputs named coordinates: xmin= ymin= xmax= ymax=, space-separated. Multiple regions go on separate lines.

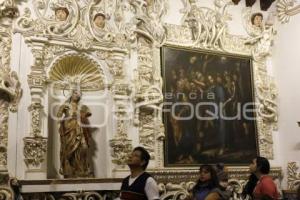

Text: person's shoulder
xmin=261 ymin=175 xmax=275 ymax=182
xmin=205 ymin=192 xmax=221 ymax=200
xmin=146 ymin=176 xmax=156 ymax=182
xmin=260 ymin=176 xmax=277 ymax=186
xmin=146 ymin=176 xmax=158 ymax=187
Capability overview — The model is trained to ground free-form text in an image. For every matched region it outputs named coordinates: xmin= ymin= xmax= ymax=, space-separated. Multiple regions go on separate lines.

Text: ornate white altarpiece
xmin=2 ymin=0 xmax=299 ymax=199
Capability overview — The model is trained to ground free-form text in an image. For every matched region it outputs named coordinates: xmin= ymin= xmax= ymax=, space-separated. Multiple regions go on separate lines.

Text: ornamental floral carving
xmin=287 ymin=162 xmax=300 ymax=190
xmin=15 ymin=0 xmax=138 ymax=50
xmin=0 ymin=70 xmax=22 ymax=168
xmin=277 ymin=0 xmax=300 ymax=24
xmin=109 ymin=119 xmax=132 ymax=167
xmin=138 ymin=112 xmax=156 ymax=158
xmin=159 ymin=182 xmax=194 ymax=200
xmin=23 ymin=136 xmax=47 ymax=168
xmin=110 ymin=81 xmax=133 ymax=167
xmin=109 ymin=136 xmax=132 ymax=167
xmin=130 ymin=0 xmax=168 ymax=44
xmin=179 ymin=0 xmax=234 ymax=50
xmin=133 ymin=36 xmax=163 ymax=160
xmin=28 ymin=102 xmax=43 ymax=136
xmin=0 ymin=0 xmax=22 ymax=172
xmin=0 ymin=100 xmax=8 ymax=167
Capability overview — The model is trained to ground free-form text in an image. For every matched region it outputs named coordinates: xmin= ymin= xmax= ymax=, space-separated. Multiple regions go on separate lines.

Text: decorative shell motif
xmin=48 ymin=55 xmax=105 ymax=91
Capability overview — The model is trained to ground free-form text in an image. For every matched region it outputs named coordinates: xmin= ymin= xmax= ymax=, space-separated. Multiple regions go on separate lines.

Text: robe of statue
xmin=57 ymin=99 xmax=92 ymax=178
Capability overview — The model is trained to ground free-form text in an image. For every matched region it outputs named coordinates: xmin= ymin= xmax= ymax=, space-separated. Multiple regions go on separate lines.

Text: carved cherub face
xmin=251 ymin=13 xmax=263 ymax=28
xmin=55 ymin=7 xmax=69 ymax=21
xmin=94 ymin=14 xmax=106 ymax=28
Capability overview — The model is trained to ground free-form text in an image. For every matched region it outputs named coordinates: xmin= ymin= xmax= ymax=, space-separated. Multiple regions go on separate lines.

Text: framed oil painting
xmin=162 ymin=46 xmax=258 ymax=166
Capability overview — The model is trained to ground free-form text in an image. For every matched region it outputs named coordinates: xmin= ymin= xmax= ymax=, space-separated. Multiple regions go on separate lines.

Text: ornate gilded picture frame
xmin=162 ymin=46 xmax=258 ymax=166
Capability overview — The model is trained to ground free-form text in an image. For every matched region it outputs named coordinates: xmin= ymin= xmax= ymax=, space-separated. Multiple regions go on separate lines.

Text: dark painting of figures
xmin=162 ymin=46 xmax=258 ymax=166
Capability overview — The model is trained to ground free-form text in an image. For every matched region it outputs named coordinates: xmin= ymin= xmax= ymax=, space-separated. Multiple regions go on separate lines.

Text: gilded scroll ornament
xmin=287 ymin=162 xmax=300 ymax=190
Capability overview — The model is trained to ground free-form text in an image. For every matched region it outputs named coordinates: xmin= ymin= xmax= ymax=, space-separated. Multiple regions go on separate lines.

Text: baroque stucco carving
xmin=277 ymin=0 xmax=300 ymax=24
xmin=0 ymin=0 xmax=22 ymax=170
xmin=133 ymin=37 xmax=164 ymax=161
xmin=109 ymin=80 xmax=133 ymax=167
xmin=23 ymin=136 xmax=47 ymax=168
xmin=0 ymin=1 xmax=22 ymax=199
xmin=287 ymin=162 xmax=300 ymax=190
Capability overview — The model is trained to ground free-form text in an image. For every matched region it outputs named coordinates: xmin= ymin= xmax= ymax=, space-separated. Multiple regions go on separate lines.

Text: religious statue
xmin=56 ymin=90 xmax=93 ymax=178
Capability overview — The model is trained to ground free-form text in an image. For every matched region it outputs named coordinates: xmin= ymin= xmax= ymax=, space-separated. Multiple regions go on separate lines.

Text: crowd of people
xmin=117 ymin=146 xmax=295 ymax=200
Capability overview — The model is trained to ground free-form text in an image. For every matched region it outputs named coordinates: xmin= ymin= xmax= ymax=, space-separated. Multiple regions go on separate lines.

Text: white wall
xmin=272 ymin=14 xmax=300 ymax=188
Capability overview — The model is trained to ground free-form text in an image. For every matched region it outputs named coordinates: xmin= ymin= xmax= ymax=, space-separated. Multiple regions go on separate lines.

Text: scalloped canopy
xmin=49 ymin=55 xmax=105 ymax=91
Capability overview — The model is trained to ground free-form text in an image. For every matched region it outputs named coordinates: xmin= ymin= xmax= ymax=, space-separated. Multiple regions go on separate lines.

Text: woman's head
xmin=249 ymin=156 xmax=270 ymax=174
xmin=193 ymin=165 xmax=220 ymax=193
xmin=199 ymin=165 xmax=219 ymax=185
